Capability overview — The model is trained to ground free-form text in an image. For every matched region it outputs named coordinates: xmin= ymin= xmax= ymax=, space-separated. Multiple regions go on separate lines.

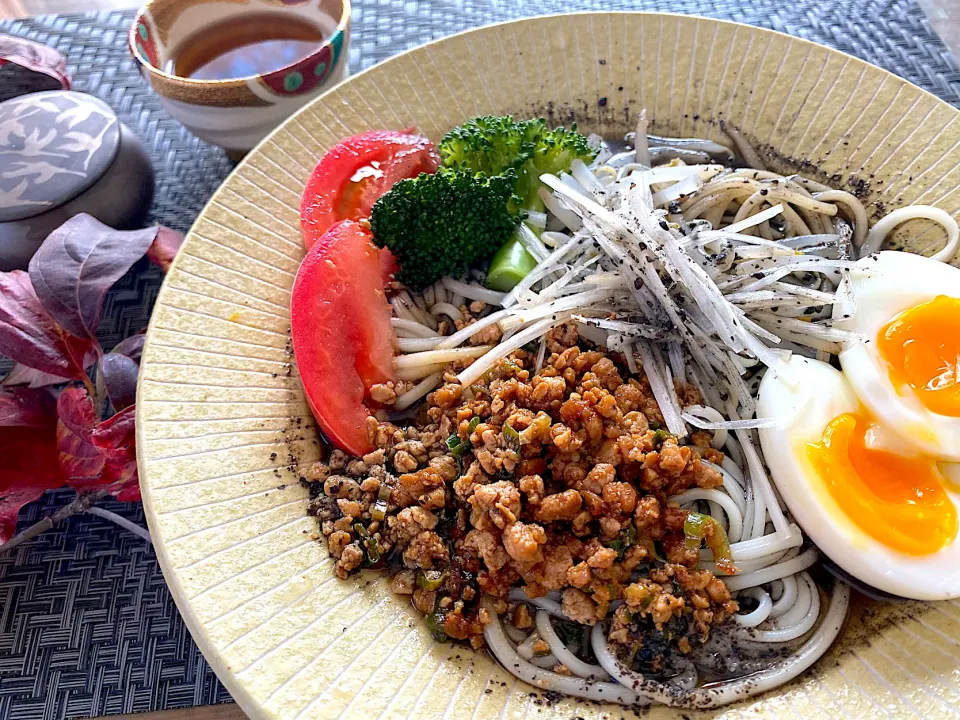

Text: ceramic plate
xmin=137 ymin=13 xmax=960 ymax=719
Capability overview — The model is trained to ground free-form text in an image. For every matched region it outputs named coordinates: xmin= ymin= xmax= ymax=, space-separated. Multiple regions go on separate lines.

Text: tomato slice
xmin=291 ymin=220 xmax=397 ymax=455
xmin=300 ymin=130 xmax=440 ymax=249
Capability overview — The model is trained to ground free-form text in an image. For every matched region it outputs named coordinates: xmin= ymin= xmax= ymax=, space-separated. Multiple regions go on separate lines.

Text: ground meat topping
xmin=306 ymin=323 xmax=734 ymax=652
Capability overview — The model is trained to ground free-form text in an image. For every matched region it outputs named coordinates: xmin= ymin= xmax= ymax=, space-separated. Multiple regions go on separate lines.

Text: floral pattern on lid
xmin=0 ymin=91 xmax=119 ymax=222
xmin=257 ymin=28 xmax=343 ymax=97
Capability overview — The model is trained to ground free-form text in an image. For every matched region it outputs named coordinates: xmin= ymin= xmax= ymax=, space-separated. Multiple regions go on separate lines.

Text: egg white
xmin=833 ymin=250 xmax=960 ymax=461
xmin=757 ymin=354 xmax=960 ymax=600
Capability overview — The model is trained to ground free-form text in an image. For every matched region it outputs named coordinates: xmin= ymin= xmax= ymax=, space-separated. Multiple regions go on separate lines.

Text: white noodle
xmin=393 ymin=372 xmax=444 ymax=411
xmin=440 ymin=277 xmax=506 ymax=305
xmin=457 ymin=317 xmax=566 ymax=387
xmin=536 ymin=611 xmax=610 ymax=680
xmin=861 ymin=204 xmax=959 ymax=262
xmin=429 ymin=302 xmax=463 ymax=323
xmin=397 ymin=337 xmax=442 ymax=352
xmin=391 ymin=317 xmax=437 ymax=338
xmin=394 ymin=345 xmax=491 ymax=368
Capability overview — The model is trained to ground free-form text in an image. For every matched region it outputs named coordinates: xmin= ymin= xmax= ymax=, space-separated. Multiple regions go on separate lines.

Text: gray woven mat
xmin=0 ymin=1 xmax=957 ymax=718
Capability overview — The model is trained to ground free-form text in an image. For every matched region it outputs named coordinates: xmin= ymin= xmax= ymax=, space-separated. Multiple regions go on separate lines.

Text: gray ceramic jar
xmin=0 ymin=91 xmax=155 ymax=271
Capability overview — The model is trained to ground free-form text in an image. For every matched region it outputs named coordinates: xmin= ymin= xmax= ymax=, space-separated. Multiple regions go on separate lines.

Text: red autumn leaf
xmin=90 ymin=405 xmax=139 ymax=501
xmin=0 ymin=425 xmax=63 ymax=544
xmin=29 ymin=214 xmax=158 ymax=342
xmin=0 ymin=270 xmax=98 ymax=380
xmin=56 ymin=386 xmax=104 ymax=489
xmin=146 ymin=227 xmax=185 ymax=273
xmin=0 ymin=386 xmax=56 ymax=427
xmin=0 ymin=34 xmax=71 ymax=91
xmin=3 ymin=363 xmax=71 ymax=388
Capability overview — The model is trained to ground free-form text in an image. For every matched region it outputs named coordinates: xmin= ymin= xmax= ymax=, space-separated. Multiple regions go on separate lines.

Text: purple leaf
xmin=28 ymin=214 xmax=158 ymax=342
xmin=111 ymin=333 xmax=146 ymax=363
xmin=0 ymin=270 xmax=99 ymax=380
xmin=100 ymin=352 xmax=138 ymax=411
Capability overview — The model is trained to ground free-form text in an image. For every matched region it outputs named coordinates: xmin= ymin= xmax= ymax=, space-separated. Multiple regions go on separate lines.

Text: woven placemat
xmin=0 ymin=1 xmax=957 ymax=718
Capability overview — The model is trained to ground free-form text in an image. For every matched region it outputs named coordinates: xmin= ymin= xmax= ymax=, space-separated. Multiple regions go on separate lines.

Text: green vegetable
xmin=353 ymin=523 xmax=382 ymax=564
xmin=439 ymin=115 xmax=597 ymax=211
xmin=424 ymin=611 xmax=449 ymax=642
xmin=639 ymin=535 xmax=667 ymax=563
xmin=486 ymin=233 xmax=539 ymax=291
xmin=468 ymin=416 xmax=482 ymax=434
xmin=416 ymin=569 xmax=448 ymax=591
xmin=365 ymin=535 xmax=382 ymax=564
xmin=440 ymin=115 xmax=597 ymax=290
xmin=652 ymin=429 xmax=675 ymax=448
xmin=369 ymin=168 xmax=521 ymax=290
xmin=502 ymin=422 xmax=520 ymax=448
xmin=371 ymin=499 xmax=388 ymax=522
xmin=446 ymin=433 xmax=470 ymax=459
xmin=683 ymin=512 xmax=737 ymax=574
xmin=604 ymin=525 xmax=638 ymax=560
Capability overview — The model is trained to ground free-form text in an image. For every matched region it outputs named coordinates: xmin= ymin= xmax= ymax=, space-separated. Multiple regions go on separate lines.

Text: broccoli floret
xmin=439 ymin=115 xmax=597 ymax=210
xmin=369 ymin=168 xmax=520 ymax=290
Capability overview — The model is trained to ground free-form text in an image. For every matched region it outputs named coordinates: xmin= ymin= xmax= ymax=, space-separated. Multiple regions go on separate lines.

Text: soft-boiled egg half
xmin=758 ymin=355 xmax=960 ymax=599
xmin=833 ymin=250 xmax=960 ymax=461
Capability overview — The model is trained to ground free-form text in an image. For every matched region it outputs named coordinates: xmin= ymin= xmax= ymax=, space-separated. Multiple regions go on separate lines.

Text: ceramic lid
xmin=0 ymin=90 xmax=120 ymax=222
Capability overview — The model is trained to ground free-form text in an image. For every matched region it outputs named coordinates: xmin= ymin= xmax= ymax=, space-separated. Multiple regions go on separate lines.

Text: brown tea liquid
xmin=169 ymin=13 xmax=324 ymax=81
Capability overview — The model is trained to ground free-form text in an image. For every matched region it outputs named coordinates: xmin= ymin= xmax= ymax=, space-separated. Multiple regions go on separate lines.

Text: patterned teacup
xmin=129 ymin=0 xmax=350 ymax=153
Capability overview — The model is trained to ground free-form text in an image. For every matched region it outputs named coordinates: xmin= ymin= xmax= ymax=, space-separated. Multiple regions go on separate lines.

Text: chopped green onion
xmin=365 ymin=535 xmax=382 ymax=564
xmin=447 ymin=435 xmax=470 ymax=462
xmin=486 ymin=235 xmax=538 ymax=292
xmin=416 ymin=569 xmax=448 ymax=591
xmin=684 ymin=512 xmax=737 ymax=574
xmin=371 ymin=499 xmax=388 ymax=521
xmin=424 ymin=612 xmax=448 ymax=642
xmin=605 ymin=525 xmax=638 ymax=560
xmin=468 ymin=416 xmax=481 ymax=433
xmin=639 ymin=535 xmax=666 ymax=563
xmin=652 ymin=429 xmax=675 ymax=448
xmin=503 ymin=423 xmax=520 ymax=447
xmin=378 ymin=483 xmax=392 ymax=503
xmin=446 ymin=434 xmax=470 ymax=460
xmin=353 ymin=523 xmax=382 ymax=564
xmin=605 ymin=537 xmax=625 ymax=555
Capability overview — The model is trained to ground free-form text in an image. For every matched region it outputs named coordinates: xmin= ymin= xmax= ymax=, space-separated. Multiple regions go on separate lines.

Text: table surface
xmin=1 ymin=2 xmax=958 ymax=720
xmin=2 ymin=0 xmax=960 ymax=56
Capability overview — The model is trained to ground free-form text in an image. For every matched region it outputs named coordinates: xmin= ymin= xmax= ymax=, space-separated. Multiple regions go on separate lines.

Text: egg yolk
xmin=877 ymin=295 xmax=960 ymax=417
xmin=806 ymin=412 xmax=957 ymax=555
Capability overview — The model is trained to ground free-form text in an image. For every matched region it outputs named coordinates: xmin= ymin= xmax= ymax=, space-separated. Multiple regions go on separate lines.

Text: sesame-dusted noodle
xmin=306 ymin=116 xmax=955 ymax=709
